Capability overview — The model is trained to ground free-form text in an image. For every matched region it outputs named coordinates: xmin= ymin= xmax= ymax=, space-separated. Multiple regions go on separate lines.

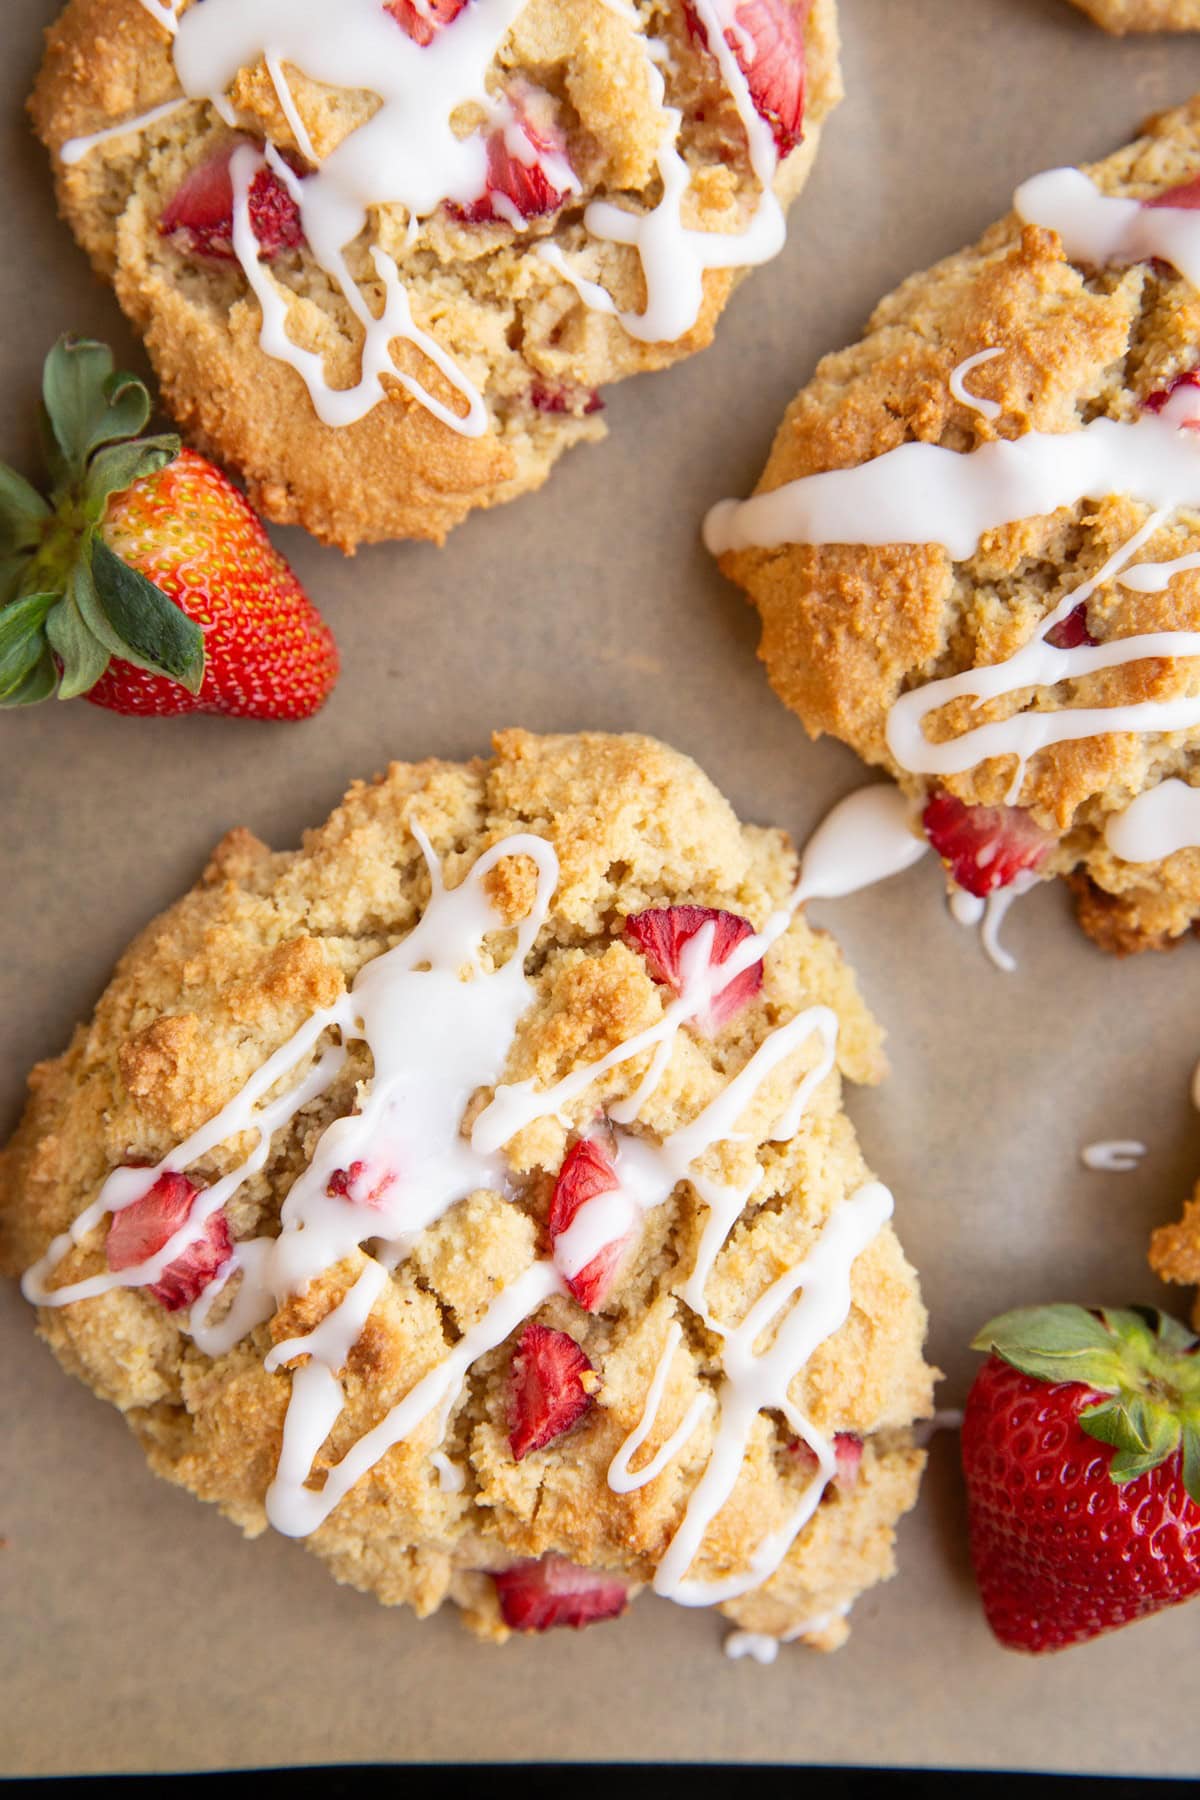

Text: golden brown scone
xmin=1069 ymin=0 xmax=1200 ymax=29
xmin=711 ymin=97 xmax=1200 ymax=954
xmin=0 ymin=729 xmax=934 ymax=1649
xmin=30 ymin=0 xmax=841 ymax=550
xmin=1150 ymin=1183 xmax=1200 ymax=1328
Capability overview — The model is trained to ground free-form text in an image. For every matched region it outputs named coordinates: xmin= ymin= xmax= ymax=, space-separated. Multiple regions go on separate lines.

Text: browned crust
xmin=1070 ymin=0 xmax=1200 ymax=30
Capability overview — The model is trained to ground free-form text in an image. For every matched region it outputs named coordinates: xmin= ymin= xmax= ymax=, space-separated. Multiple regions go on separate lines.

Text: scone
xmin=31 ymin=0 xmax=841 ymax=550
xmin=1069 ymin=1 xmax=1200 ymax=30
xmin=0 ymin=729 xmax=934 ymax=1649
xmin=707 ymin=97 xmax=1200 ymax=954
xmin=1151 ymin=1186 xmax=1200 ymax=1327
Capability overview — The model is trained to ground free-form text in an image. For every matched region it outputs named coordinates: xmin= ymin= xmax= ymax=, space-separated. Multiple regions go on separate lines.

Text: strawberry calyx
xmin=0 ymin=336 xmax=204 ymax=709
xmin=972 ymin=1303 xmax=1200 ymax=1503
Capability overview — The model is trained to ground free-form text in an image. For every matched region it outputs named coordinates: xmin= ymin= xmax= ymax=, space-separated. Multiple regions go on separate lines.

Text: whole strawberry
xmin=0 ymin=336 xmax=338 ymax=718
xmin=963 ymin=1304 xmax=1200 ymax=1653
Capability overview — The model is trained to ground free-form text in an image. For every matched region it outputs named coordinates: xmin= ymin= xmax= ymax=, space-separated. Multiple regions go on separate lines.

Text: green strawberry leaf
xmin=90 ymin=535 xmax=205 ymax=692
xmin=971 ymin=1304 xmax=1126 ymax=1392
xmin=69 ymin=547 xmax=130 ymax=660
xmin=1181 ymin=1424 xmax=1200 ymax=1507
xmin=0 ymin=461 xmax=51 ymax=552
xmin=1 ymin=642 xmax=57 ymax=707
xmin=83 ymin=435 xmax=180 ymax=519
xmin=45 ymin=593 xmax=111 ymax=700
xmin=42 ymin=337 xmax=155 ymax=479
xmin=0 ymin=591 xmax=56 ymax=698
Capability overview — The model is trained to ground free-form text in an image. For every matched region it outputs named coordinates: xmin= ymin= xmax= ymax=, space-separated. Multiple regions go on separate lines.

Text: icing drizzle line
xmin=704 ymin=166 xmax=1200 ymax=846
xmin=94 ymin=1 xmax=799 ymax=436
xmin=21 ymin=784 xmax=923 ymax=1616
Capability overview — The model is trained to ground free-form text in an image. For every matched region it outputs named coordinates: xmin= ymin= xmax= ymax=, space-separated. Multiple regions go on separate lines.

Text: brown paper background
xmin=5 ymin=0 xmax=1200 ymax=1775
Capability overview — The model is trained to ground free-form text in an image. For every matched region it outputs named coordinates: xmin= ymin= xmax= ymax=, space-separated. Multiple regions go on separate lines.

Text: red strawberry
xmin=450 ymin=116 xmax=572 ymax=227
xmin=623 ymin=905 xmax=763 ymax=1032
xmin=1044 ymin=602 xmax=1097 ymax=650
xmin=492 ymin=1557 xmax=629 ymax=1632
xmin=508 ymin=1320 xmax=596 ymax=1459
xmin=530 ymin=382 xmax=604 ymax=416
xmin=1145 ymin=369 xmax=1200 ymax=416
xmin=384 ymin=0 xmax=469 ymax=46
xmin=326 ymin=1161 xmax=397 ymax=1207
xmin=547 ymin=1137 xmax=629 ymax=1312
xmin=0 ymin=337 xmax=338 ymax=720
xmin=963 ymin=1304 xmax=1200 ymax=1653
xmin=921 ymin=793 xmax=1053 ymax=898
xmin=789 ymin=1431 xmax=863 ymax=1493
xmin=106 ymin=1170 xmax=232 ymax=1312
xmin=1147 ymin=174 xmax=1200 ymax=210
xmin=685 ymin=0 xmax=809 ymax=157
xmin=160 ymin=143 xmax=305 ymax=262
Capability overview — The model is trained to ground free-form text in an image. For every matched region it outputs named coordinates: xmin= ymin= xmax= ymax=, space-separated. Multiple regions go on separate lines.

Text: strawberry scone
xmin=31 ymin=0 xmax=841 ymax=550
xmin=707 ymin=97 xmax=1200 ymax=954
xmin=0 ymin=730 xmax=934 ymax=1650
xmin=1069 ymin=1 xmax=1200 ymax=30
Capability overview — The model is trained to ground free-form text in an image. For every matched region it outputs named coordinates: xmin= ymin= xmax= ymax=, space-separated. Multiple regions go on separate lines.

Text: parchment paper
xmin=5 ymin=0 xmax=1200 ymax=1775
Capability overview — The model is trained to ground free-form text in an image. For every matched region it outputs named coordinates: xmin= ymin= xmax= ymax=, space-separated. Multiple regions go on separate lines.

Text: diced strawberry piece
xmin=1044 ymin=602 xmax=1097 ymax=650
xmin=922 ymin=793 xmax=1053 ymax=899
xmin=160 ymin=145 xmax=304 ymax=262
xmin=325 ymin=1161 xmax=397 ymax=1208
xmin=529 ymin=382 xmax=604 ymax=416
xmin=509 ymin=1320 xmax=595 ymax=1460
xmin=788 ymin=1431 xmax=863 ymax=1493
xmin=384 ymin=0 xmax=469 ymax=46
xmin=547 ymin=1137 xmax=628 ymax=1312
xmin=492 ymin=1557 xmax=629 ymax=1632
xmin=685 ymin=0 xmax=808 ymax=157
xmin=1144 ymin=369 xmax=1200 ymax=415
xmin=450 ymin=116 xmax=571 ymax=227
xmin=106 ymin=1170 xmax=232 ymax=1311
xmin=1146 ymin=174 xmax=1200 ymax=211
xmin=623 ymin=905 xmax=763 ymax=1032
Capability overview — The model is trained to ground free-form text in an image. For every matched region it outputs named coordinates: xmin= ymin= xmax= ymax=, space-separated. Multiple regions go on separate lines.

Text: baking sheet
xmin=5 ymin=0 xmax=1200 ymax=1776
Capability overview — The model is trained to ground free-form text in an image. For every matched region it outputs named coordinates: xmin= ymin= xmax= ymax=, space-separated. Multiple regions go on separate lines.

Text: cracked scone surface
xmin=716 ymin=98 xmax=1200 ymax=954
xmin=1069 ymin=0 xmax=1200 ymax=29
xmin=0 ymin=728 xmax=933 ymax=1646
xmin=30 ymin=0 xmax=841 ymax=550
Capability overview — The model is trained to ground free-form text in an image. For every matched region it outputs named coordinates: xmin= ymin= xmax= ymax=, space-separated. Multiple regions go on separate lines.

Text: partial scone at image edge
xmin=0 ymin=729 xmax=935 ymax=1649
xmin=30 ymin=0 xmax=841 ymax=550
xmin=709 ymin=93 xmax=1200 ymax=956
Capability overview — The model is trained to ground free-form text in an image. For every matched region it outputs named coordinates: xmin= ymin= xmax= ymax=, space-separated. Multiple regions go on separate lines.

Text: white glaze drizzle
xmin=607 ymin=1320 xmax=712 ymax=1495
xmin=61 ymin=98 xmax=187 ymax=167
xmin=86 ymin=0 xmax=799 ymax=435
xmin=946 ymin=873 xmax=1034 ymax=974
xmin=948 ymin=348 xmax=1003 ymax=421
xmin=1105 ymin=779 xmax=1200 ymax=863
xmin=1014 ymin=166 xmax=1200 ymax=289
xmin=1081 ymin=1139 xmax=1147 ymax=1173
xmin=23 ymin=793 xmax=915 ymax=1611
xmin=136 ymin=0 xmax=181 ymax=33
xmin=706 ymin=161 xmax=1200 ymax=854
xmin=723 ymin=1602 xmax=851 ymax=1664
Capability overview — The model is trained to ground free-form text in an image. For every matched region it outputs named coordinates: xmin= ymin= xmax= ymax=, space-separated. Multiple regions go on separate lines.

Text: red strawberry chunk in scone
xmin=450 ymin=116 xmax=573 ymax=228
xmin=623 ymin=905 xmax=763 ymax=1033
xmin=105 ymin=1171 xmax=232 ymax=1312
xmin=921 ymin=793 xmax=1053 ymax=899
xmin=1044 ymin=602 xmax=1097 ymax=650
xmin=325 ymin=1160 xmax=398 ymax=1208
xmin=508 ymin=1321 xmax=596 ymax=1460
xmin=686 ymin=0 xmax=808 ymax=157
xmin=788 ymin=1431 xmax=863 ymax=1492
xmin=1147 ymin=174 xmax=1200 ymax=211
xmin=493 ymin=1557 xmax=629 ymax=1632
xmin=160 ymin=144 xmax=305 ymax=262
xmin=384 ymin=0 xmax=469 ymax=46
xmin=547 ymin=1136 xmax=631 ymax=1312
xmin=1145 ymin=369 xmax=1200 ymax=417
